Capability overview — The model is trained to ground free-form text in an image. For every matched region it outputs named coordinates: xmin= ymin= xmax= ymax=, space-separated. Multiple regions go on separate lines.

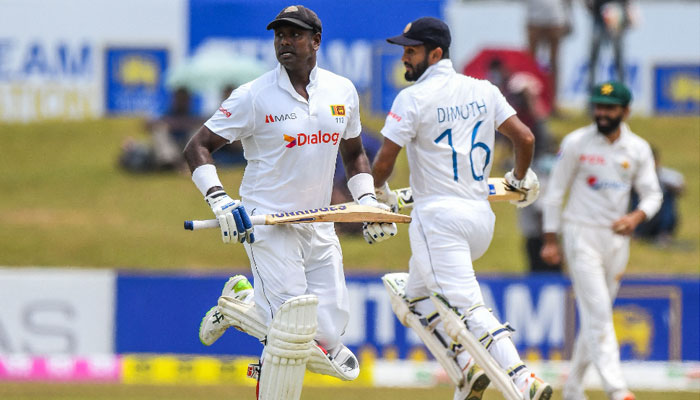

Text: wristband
xmin=347 ymin=173 xmax=375 ymax=203
xmin=192 ymin=164 xmax=224 ymax=196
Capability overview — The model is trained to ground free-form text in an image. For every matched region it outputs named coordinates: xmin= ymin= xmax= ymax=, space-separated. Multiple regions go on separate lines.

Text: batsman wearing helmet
xmin=372 ymin=17 xmax=552 ymax=400
xmin=183 ymin=5 xmax=396 ymax=399
xmin=540 ymin=81 xmax=662 ymax=400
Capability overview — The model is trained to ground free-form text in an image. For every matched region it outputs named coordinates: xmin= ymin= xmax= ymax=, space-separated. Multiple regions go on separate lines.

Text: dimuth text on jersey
xmin=436 ymin=99 xmax=487 ymax=123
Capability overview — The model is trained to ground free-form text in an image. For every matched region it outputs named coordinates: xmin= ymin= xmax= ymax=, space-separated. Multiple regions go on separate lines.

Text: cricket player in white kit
xmin=372 ymin=17 xmax=552 ymax=400
xmin=183 ymin=5 xmax=395 ymax=399
xmin=541 ymin=81 xmax=662 ymax=400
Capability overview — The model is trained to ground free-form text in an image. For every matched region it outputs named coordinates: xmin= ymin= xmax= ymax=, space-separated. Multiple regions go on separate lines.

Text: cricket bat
xmin=184 ymin=177 xmax=521 ymax=231
xmin=184 ymin=204 xmax=411 ymax=231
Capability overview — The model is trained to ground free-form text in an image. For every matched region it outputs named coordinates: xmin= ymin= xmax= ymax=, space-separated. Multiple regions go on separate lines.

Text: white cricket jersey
xmin=205 ymin=64 xmax=361 ymax=213
xmin=381 ymin=59 xmax=516 ymax=204
xmin=542 ymin=123 xmax=662 ymax=232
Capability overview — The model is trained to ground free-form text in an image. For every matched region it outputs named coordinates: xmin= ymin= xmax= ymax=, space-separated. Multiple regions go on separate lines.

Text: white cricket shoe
xmin=453 ymin=359 xmax=490 ymax=400
xmin=520 ymin=373 xmax=553 ymax=400
xmin=199 ymin=275 xmax=254 ymax=346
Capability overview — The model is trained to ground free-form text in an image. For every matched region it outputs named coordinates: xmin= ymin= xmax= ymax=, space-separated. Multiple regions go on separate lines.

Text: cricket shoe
xmin=520 ymin=373 xmax=553 ymax=400
xmin=454 ymin=359 xmax=491 ymax=400
xmin=199 ymin=275 xmax=254 ymax=346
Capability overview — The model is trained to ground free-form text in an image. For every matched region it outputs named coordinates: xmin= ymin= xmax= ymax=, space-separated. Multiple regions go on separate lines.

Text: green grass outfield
xmin=0 ymin=383 xmax=697 ymax=400
xmin=0 ymin=115 xmax=698 ymax=274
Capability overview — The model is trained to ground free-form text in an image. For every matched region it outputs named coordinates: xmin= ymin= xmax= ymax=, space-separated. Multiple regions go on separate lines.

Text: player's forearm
xmin=497 ymin=116 xmax=534 ymax=178
xmin=372 ymin=138 xmax=402 ymax=187
xmin=183 ymin=126 xmax=227 ymax=173
xmin=339 ymin=137 xmax=371 ymax=178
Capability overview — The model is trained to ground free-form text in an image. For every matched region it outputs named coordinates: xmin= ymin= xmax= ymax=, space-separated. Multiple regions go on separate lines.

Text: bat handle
xmin=184 ymin=215 xmax=266 ymax=230
xmin=184 ymin=219 xmax=219 ymax=230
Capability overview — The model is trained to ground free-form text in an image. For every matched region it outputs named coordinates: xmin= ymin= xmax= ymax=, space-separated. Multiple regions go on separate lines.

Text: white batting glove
xmin=359 ymin=195 xmax=397 ymax=245
xmin=205 ymin=190 xmax=255 ymax=244
xmin=375 ymin=182 xmax=399 ymax=213
xmin=504 ymin=168 xmax=540 ymax=208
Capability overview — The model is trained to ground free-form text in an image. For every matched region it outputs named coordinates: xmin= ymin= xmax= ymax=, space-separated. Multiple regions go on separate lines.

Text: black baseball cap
xmin=590 ymin=81 xmax=632 ymax=106
xmin=266 ymin=5 xmax=322 ymax=33
xmin=386 ymin=17 xmax=451 ymax=49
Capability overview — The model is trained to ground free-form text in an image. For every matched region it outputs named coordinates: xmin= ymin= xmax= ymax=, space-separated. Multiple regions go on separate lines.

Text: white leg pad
xmin=218 ymin=296 xmax=267 ymax=340
xmin=258 ymin=294 xmax=318 ymax=400
xmin=307 ymin=344 xmax=360 ymax=381
xmin=430 ymin=293 xmax=522 ymax=400
xmin=217 ymin=295 xmax=359 ymax=381
xmin=382 ymin=273 xmax=465 ymax=388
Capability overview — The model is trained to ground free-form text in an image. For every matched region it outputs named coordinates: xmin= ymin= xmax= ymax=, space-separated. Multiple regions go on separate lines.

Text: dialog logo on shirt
xmin=283 ymin=131 xmax=340 ymax=148
xmin=330 ymin=105 xmax=345 ymax=116
xmin=266 ymin=113 xmax=297 ymax=123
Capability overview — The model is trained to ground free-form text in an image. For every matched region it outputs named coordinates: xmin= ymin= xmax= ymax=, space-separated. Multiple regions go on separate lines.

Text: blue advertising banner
xmin=115 ymin=273 xmax=700 ymax=362
xmin=105 ymin=48 xmax=169 ymax=116
xmin=653 ymin=64 xmax=700 ymax=114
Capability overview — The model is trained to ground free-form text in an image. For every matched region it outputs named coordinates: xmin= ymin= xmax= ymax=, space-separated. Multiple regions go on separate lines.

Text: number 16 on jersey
xmin=434 ymin=120 xmax=490 ymax=182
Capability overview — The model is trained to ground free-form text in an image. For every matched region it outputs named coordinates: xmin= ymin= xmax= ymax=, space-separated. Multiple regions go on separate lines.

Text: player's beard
xmin=595 ymin=114 xmax=623 ymax=135
xmin=404 ymin=58 xmax=429 ymax=82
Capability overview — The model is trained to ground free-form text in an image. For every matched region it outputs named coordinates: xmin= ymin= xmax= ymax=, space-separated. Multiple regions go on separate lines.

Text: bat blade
xmin=185 ymin=204 xmax=411 ymax=231
xmin=259 ymin=204 xmax=411 ymax=225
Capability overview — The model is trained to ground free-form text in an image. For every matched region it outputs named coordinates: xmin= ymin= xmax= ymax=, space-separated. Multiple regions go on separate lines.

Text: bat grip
xmin=184 ymin=215 xmax=265 ymax=230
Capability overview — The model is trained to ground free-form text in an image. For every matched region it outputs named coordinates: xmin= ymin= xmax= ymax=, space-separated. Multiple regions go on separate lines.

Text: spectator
xmin=119 ymin=87 xmax=203 ymax=172
xmin=632 ymin=146 xmax=685 ymax=246
xmin=586 ymin=0 xmax=637 ymax=89
xmin=525 ymin=0 xmax=573 ymax=114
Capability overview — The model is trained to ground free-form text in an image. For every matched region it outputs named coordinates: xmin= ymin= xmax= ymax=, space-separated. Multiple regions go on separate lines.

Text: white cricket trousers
xmin=562 ymin=222 xmax=630 ymax=399
xmin=405 ymin=199 xmax=524 ymax=373
xmin=244 ymin=222 xmax=350 ymax=352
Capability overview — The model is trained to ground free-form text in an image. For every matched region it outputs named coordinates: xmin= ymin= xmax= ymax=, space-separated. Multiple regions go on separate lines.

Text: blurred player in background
xmin=183 ymin=5 xmax=395 ymax=399
xmin=372 ymin=17 xmax=552 ymax=400
xmin=540 ymin=81 xmax=662 ymax=400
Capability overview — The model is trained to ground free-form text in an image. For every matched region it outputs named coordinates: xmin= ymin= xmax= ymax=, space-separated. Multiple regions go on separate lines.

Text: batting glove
xmin=504 ymin=168 xmax=540 ymax=208
xmin=359 ymin=195 xmax=397 ymax=244
xmin=205 ymin=190 xmax=255 ymax=244
xmin=375 ymin=181 xmax=399 ymax=213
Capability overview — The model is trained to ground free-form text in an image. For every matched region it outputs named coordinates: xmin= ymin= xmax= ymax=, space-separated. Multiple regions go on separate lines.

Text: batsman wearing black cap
xmin=185 ymin=5 xmax=395 ymax=400
xmin=373 ymin=17 xmax=553 ymax=400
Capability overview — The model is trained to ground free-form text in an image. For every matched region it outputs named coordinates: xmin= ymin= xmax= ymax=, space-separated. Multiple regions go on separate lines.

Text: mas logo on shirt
xmin=266 ymin=112 xmax=297 ymax=123
xmin=330 ymin=105 xmax=345 ymax=116
xmin=283 ymin=131 xmax=340 ymax=148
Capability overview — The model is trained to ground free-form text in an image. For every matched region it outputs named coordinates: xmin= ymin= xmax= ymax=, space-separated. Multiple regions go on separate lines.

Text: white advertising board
xmin=445 ymin=0 xmax=700 ymax=114
xmin=0 ymin=267 xmax=116 ymax=355
xmin=0 ymin=0 xmax=186 ymax=122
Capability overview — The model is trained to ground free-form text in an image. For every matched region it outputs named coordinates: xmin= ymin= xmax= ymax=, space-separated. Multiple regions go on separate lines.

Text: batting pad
xmin=259 ymin=294 xmax=318 ymax=400
xmin=381 ymin=273 xmax=465 ymax=388
xmin=430 ymin=294 xmax=521 ymax=400
xmin=217 ymin=296 xmax=359 ymax=381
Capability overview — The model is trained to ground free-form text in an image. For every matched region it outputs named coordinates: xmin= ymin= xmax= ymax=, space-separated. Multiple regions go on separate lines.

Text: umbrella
xmin=166 ymin=47 xmax=268 ymax=93
xmin=463 ymin=48 xmax=553 ymax=115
